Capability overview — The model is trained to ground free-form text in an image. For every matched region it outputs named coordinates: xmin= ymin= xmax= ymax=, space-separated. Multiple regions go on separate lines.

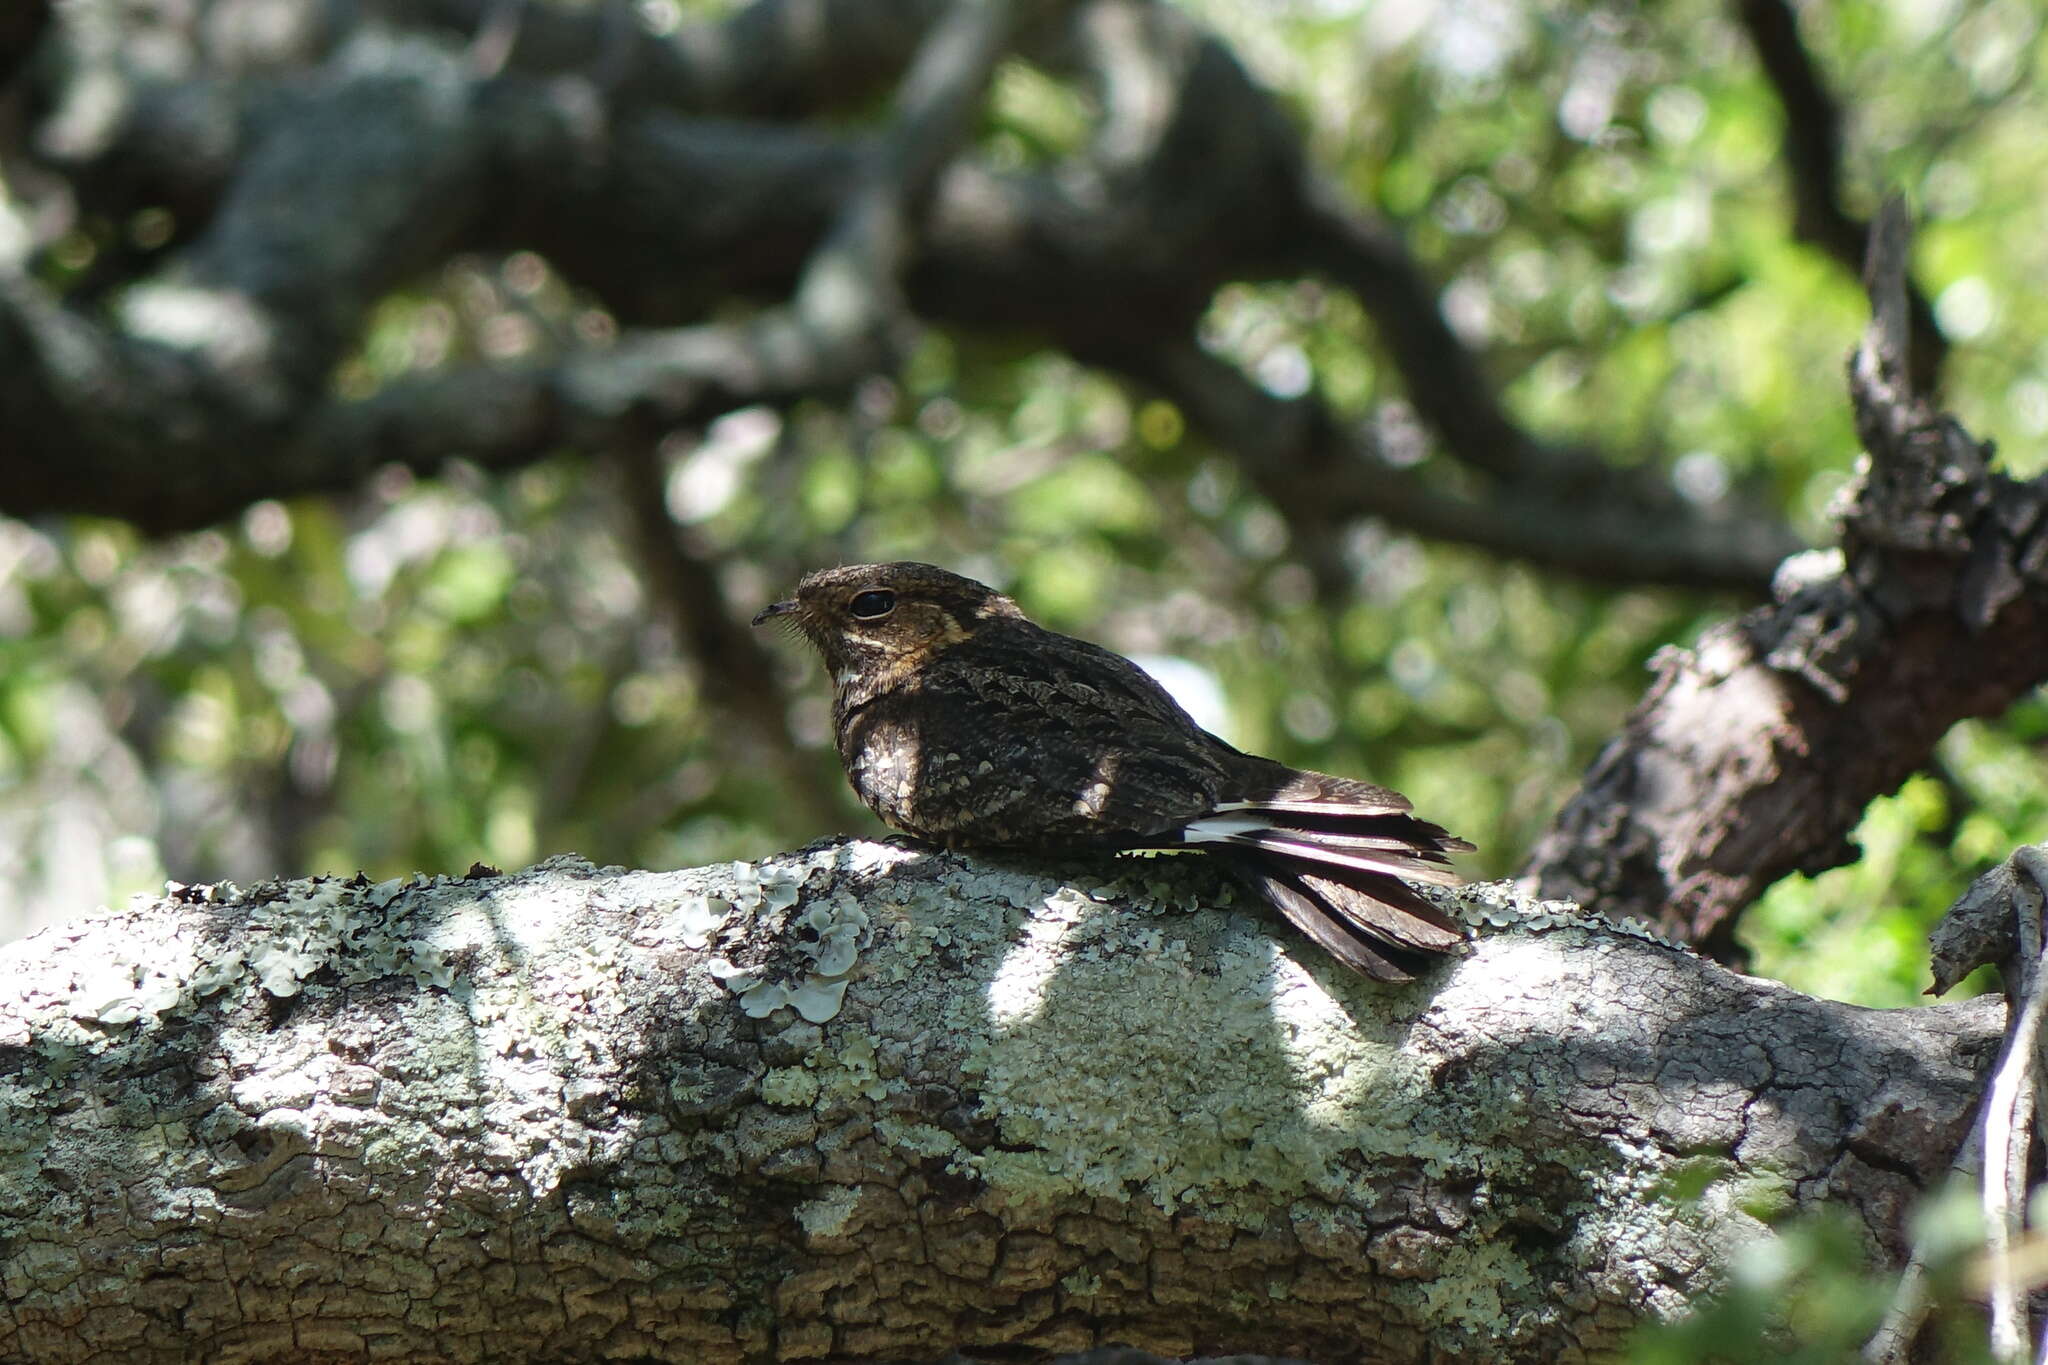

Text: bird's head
xmin=752 ymin=562 xmax=1023 ymax=685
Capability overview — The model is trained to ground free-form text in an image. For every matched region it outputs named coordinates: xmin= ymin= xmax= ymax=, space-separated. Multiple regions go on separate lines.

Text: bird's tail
xmin=1185 ymin=769 xmax=1473 ymax=982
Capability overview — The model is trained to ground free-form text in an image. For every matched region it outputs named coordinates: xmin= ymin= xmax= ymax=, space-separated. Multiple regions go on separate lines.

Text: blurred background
xmin=0 ymin=0 xmax=2043 ymax=1011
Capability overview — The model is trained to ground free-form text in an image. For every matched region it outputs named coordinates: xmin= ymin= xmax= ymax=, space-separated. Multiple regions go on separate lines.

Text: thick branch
xmin=0 ymin=0 xmax=1011 ymax=523
xmin=0 ymin=845 xmax=1999 ymax=1361
xmin=1526 ymin=202 xmax=2048 ymax=948
xmin=385 ymin=0 xmax=949 ymax=118
xmin=0 ymin=36 xmax=492 ymax=528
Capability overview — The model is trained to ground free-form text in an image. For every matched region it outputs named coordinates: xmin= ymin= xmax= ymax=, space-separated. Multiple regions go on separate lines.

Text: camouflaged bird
xmin=753 ymin=562 xmax=1473 ymax=981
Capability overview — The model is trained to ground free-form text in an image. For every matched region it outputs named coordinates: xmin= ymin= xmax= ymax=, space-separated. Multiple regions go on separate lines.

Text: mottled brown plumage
xmin=753 ymin=562 xmax=1473 ymax=980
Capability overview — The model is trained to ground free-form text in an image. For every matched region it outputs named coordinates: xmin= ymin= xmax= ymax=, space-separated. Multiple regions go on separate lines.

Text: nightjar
xmin=754 ymin=562 xmax=1472 ymax=981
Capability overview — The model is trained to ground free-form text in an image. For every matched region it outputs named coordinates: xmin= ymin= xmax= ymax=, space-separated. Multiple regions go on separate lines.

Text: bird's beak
xmin=751 ymin=599 xmax=797 ymax=627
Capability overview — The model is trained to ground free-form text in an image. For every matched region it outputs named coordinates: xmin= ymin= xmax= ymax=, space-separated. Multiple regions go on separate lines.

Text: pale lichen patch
xmin=793 ymin=1183 xmax=864 ymax=1241
xmin=761 ymin=1068 xmax=821 ymax=1108
xmin=671 ymin=894 xmax=731 ymax=949
xmin=1418 ymin=1240 xmax=1534 ymax=1335
xmin=702 ymin=845 xmax=909 ymax=1024
xmin=959 ymin=925 xmax=1433 ymax=1214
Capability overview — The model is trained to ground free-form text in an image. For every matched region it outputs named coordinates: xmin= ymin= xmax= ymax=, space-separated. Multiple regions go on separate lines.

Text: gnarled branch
xmin=1526 ymin=201 xmax=2048 ymax=949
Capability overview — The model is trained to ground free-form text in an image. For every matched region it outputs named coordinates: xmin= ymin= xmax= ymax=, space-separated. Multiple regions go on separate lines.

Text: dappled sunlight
xmin=981 ymin=887 xmax=1092 ymax=1030
xmin=975 ymin=873 xmax=1438 ymax=1212
xmin=0 ymin=0 xmax=2043 ymax=1357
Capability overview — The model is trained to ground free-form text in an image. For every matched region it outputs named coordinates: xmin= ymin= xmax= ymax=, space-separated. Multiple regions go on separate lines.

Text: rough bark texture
xmin=1525 ymin=204 xmax=2048 ymax=951
xmin=0 ymin=841 xmax=1998 ymax=1362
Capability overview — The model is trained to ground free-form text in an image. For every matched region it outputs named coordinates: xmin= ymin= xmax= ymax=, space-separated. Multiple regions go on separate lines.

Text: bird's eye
xmin=848 ymin=589 xmax=896 ymax=620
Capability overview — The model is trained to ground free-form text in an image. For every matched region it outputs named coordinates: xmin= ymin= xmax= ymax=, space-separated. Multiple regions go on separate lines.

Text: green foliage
xmin=1745 ymin=707 xmax=2048 ymax=1005
xmin=1627 ymin=1184 xmax=1992 ymax=1364
xmin=3 ymin=0 xmax=2045 ymax=998
xmin=1630 ymin=1215 xmax=1886 ymax=1365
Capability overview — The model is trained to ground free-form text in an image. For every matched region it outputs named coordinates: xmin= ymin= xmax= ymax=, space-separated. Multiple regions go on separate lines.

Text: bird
xmin=752 ymin=562 xmax=1473 ymax=981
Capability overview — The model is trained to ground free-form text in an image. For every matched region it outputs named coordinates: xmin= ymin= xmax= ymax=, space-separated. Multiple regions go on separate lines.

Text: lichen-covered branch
xmin=1525 ymin=201 xmax=2048 ymax=949
xmin=0 ymin=842 xmax=1996 ymax=1362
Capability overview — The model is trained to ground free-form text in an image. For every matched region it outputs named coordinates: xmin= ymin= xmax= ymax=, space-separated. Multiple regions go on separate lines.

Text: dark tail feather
xmin=1229 ymin=860 xmax=1421 ymax=982
xmin=1190 ymin=796 xmax=1472 ymax=979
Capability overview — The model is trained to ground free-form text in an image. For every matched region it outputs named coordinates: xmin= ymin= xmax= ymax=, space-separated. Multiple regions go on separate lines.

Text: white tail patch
xmin=1211 ymin=797 xmax=1410 ymax=817
xmin=1213 ymin=830 xmax=1461 ymax=884
xmin=1180 ymin=813 xmax=1270 ymax=843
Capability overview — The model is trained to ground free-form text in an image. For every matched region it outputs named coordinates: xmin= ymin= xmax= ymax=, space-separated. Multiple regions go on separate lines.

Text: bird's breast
xmin=835 ymin=693 xmax=926 ymax=830
xmin=836 ymin=681 xmax=1025 ymax=842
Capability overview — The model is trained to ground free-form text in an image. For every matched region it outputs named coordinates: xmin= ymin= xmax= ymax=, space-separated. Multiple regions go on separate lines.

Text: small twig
xmin=1865 ymin=1137 xmax=1982 ymax=1364
xmin=2024 ymin=845 xmax=2048 ymax=1085
xmin=1875 ymin=846 xmax=2048 ymax=1364
xmin=1865 ymin=1259 xmax=1930 ymax=1365
xmin=1852 ymin=196 xmax=1916 ymax=412
xmin=1735 ymin=0 xmax=1946 ymax=392
xmin=1985 ymin=903 xmax=2045 ymax=1362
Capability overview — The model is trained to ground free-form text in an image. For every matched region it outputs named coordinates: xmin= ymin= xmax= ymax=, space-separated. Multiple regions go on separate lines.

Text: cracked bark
xmin=1525 ymin=202 xmax=2048 ymax=951
xmin=0 ymin=843 xmax=1998 ymax=1362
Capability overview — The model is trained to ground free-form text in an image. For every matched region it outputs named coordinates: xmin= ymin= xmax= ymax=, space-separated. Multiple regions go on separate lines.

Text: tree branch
xmin=1106 ymin=339 xmax=1793 ymax=592
xmin=1525 ymin=200 xmax=2048 ymax=950
xmin=383 ymin=0 xmax=949 ymax=118
xmin=0 ymin=0 xmax=1014 ymax=520
xmin=611 ymin=442 xmax=849 ymax=835
xmin=0 ymin=846 xmax=2000 ymax=1361
xmin=1042 ymin=1 xmax=1799 ymax=583
xmin=0 ymin=0 xmax=1798 ymax=594
xmin=1734 ymin=0 xmax=1946 ymax=392
xmin=0 ymin=36 xmax=493 ymax=527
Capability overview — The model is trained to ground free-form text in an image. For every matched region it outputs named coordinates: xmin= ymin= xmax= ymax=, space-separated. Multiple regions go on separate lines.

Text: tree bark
xmin=1524 ymin=202 xmax=2048 ymax=950
xmin=0 ymin=841 xmax=1997 ymax=1362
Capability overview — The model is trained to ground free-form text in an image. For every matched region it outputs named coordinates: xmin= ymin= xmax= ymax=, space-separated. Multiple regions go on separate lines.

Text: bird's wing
xmin=865 ymin=621 xmax=1238 ymax=845
xmin=852 ymin=620 xmax=1474 ymax=978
